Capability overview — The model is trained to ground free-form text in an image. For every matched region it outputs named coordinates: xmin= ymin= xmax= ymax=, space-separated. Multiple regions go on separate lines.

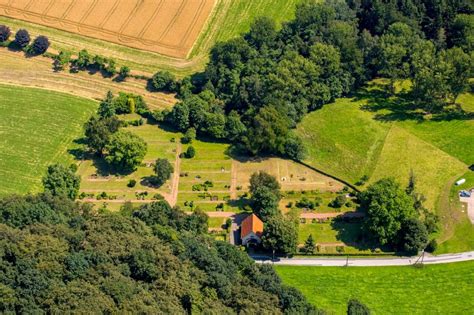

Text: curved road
xmin=254 ymin=251 xmax=474 ymax=266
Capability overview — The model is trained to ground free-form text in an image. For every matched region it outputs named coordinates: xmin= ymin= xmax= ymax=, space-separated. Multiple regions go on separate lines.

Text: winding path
xmin=254 ymin=251 xmax=474 ymax=266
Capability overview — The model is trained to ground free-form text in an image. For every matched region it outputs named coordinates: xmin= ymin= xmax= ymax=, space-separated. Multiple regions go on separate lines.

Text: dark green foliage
xmin=425 ymin=239 xmax=438 ymax=253
xmin=329 ymin=195 xmax=347 ymax=208
xmin=31 ymin=35 xmax=50 ymax=54
xmin=84 ymin=115 xmax=120 ymax=155
xmin=449 ymin=14 xmax=474 ymax=51
xmin=0 ymin=193 xmax=77 ymax=228
xmin=347 ymin=298 xmax=370 ymax=315
xmin=119 ymin=66 xmax=130 ymax=79
xmin=53 ymin=51 xmax=71 ymax=71
xmin=0 ymin=193 xmax=318 ymax=313
xmin=303 ymin=234 xmax=316 ymax=254
xmin=360 ymin=178 xmax=416 ymax=246
xmin=251 ymin=186 xmax=281 ymax=221
xmin=112 ymin=92 xmax=148 ymax=115
xmin=398 ymin=218 xmax=428 ymax=254
xmin=42 ymin=164 xmax=80 ymax=200
xmin=104 ymin=131 xmax=147 ymax=172
xmin=152 ymin=158 xmax=174 ymax=187
xmin=249 ymin=171 xmax=281 ymax=196
xmin=97 ymin=91 xmax=116 ymax=118
xmin=249 ymin=172 xmax=283 ymax=222
xmin=181 ymin=127 xmax=196 ymax=144
xmin=262 ymin=215 xmax=298 ymax=256
xmin=0 ymin=24 xmax=11 ymax=42
xmin=74 ymin=49 xmax=91 ymax=69
xmin=127 ymin=179 xmax=136 ymax=188
xmin=163 ymin=0 xmax=472 ymax=157
xmin=185 ymin=145 xmax=196 ymax=158
xmin=151 ymin=71 xmax=177 ymax=92
xmin=14 ymin=29 xmax=30 ymax=48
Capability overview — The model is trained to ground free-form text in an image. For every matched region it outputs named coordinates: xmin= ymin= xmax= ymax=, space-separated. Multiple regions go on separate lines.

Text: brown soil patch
xmin=0 ymin=0 xmax=216 ymax=58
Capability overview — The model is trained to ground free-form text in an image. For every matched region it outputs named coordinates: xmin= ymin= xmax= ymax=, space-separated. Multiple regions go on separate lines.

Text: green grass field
xmin=276 ymin=261 xmax=474 ymax=314
xmin=0 ymin=0 xmax=302 ymax=76
xmin=0 ymin=84 xmax=96 ymax=195
xmin=297 ymin=88 xmax=473 ymax=252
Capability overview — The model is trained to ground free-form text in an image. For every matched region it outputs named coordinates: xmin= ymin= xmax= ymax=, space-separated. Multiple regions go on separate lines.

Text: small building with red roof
xmin=240 ymin=214 xmax=264 ymax=246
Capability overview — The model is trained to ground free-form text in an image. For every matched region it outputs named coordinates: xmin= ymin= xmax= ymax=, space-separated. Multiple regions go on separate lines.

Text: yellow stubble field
xmin=0 ymin=0 xmax=216 ymax=58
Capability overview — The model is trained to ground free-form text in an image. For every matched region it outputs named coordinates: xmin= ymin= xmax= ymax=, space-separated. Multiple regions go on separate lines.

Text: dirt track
xmin=0 ymin=49 xmax=175 ymax=109
xmin=0 ymin=0 xmax=216 ymax=58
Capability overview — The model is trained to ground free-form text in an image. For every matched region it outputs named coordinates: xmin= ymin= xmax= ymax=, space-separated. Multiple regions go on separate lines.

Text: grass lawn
xmin=0 ymin=84 xmax=96 ymax=195
xmin=297 ymin=87 xmax=473 ymax=252
xmin=77 ymin=121 xmax=180 ymax=204
xmin=437 ymin=171 xmax=474 ymax=253
xmin=297 ymin=97 xmax=391 ymax=183
xmin=369 ymin=126 xmax=466 ymax=210
xmin=276 ymin=261 xmax=474 ymax=314
xmin=298 ymin=221 xmax=362 ymax=244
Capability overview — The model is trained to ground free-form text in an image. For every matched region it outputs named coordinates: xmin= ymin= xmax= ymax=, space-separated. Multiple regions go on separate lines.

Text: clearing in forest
xmin=0 ymin=0 xmax=216 ymax=58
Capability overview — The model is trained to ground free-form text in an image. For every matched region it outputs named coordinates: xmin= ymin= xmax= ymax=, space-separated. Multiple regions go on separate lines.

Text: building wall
xmin=242 ymin=232 xmax=261 ymax=246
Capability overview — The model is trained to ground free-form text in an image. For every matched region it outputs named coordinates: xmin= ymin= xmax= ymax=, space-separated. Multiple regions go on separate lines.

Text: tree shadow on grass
xmin=354 ymin=82 xmax=473 ymax=122
xmin=330 ymin=215 xmax=393 ymax=253
xmin=225 ymin=145 xmax=273 ymax=163
xmin=91 ymin=158 xmax=134 ymax=177
xmin=227 ymin=196 xmax=251 ymax=211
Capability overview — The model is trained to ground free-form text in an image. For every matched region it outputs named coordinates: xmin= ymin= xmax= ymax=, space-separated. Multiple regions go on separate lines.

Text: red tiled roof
xmin=241 ymin=214 xmax=264 ymax=239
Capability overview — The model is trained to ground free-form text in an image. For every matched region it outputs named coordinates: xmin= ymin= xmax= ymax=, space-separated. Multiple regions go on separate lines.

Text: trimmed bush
xmin=0 ymin=24 xmax=11 ymax=42
xmin=32 ymin=35 xmax=50 ymax=54
xmin=15 ymin=29 xmax=30 ymax=48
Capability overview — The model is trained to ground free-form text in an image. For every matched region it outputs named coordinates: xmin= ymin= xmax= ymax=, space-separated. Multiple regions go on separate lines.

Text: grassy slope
xmin=437 ymin=171 xmax=474 ymax=253
xmin=369 ymin=126 xmax=466 ymax=210
xmin=0 ymin=84 xmax=96 ymax=195
xmin=276 ymin=262 xmax=474 ymax=314
xmin=297 ymin=93 xmax=473 ymax=251
xmin=297 ymin=98 xmax=391 ymax=183
xmin=0 ymin=0 xmax=302 ymax=76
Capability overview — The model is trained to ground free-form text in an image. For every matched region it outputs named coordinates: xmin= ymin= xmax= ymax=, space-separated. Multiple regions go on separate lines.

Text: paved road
xmin=254 ymin=251 xmax=474 ymax=266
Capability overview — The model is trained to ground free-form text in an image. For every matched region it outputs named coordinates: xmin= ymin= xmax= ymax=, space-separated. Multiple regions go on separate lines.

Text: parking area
xmin=459 ymin=190 xmax=474 ymax=224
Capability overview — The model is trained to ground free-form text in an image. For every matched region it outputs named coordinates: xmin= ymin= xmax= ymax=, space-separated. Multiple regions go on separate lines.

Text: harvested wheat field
xmin=0 ymin=0 xmax=216 ymax=58
xmin=0 ymin=49 xmax=176 ymax=109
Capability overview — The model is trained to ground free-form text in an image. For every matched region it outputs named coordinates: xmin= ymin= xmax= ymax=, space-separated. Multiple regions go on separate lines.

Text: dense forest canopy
xmin=159 ymin=0 xmax=473 ymax=159
xmin=0 ymin=194 xmax=319 ymax=313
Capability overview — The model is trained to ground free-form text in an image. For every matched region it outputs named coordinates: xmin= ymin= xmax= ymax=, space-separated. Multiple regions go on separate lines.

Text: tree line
xmin=0 ymin=165 xmax=320 ymax=313
xmin=152 ymin=0 xmax=472 ymax=159
xmin=0 ymin=25 xmax=50 ymax=55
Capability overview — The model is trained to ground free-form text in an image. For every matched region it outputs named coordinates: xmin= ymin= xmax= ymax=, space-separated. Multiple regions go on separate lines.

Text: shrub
xmin=185 ymin=145 xmax=196 ymax=158
xmin=53 ymin=51 xmax=71 ymax=71
xmin=0 ymin=24 xmax=11 ymax=42
xmin=151 ymin=158 xmax=174 ymax=187
xmin=32 ymin=35 xmax=50 ymax=54
xmin=151 ymin=71 xmax=176 ymax=92
xmin=329 ymin=195 xmax=346 ymax=208
xmin=181 ymin=127 xmax=196 ymax=144
xmin=119 ymin=66 xmax=130 ymax=79
xmin=152 ymin=193 xmax=165 ymax=200
xmin=127 ymin=179 xmax=137 ymax=188
xmin=425 ymin=239 xmax=437 ymax=253
xmin=15 ymin=29 xmax=30 ymax=48
xmin=347 ymin=299 xmax=370 ymax=315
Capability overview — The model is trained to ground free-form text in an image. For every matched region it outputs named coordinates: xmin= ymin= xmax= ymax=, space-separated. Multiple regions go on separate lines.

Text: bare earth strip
xmin=0 ymin=0 xmax=216 ymax=58
xmin=0 ymin=49 xmax=176 ymax=110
